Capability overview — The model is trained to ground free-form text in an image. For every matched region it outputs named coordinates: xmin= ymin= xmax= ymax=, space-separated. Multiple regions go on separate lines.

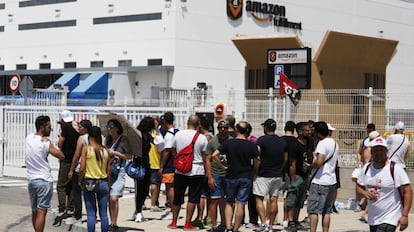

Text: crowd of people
xmin=24 ymin=111 xmax=412 ymax=232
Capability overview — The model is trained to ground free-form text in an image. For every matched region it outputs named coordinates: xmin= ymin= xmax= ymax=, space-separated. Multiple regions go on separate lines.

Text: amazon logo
xmin=246 ymin=0 xmax=286 ymax=22
xmin=227 ymin=0 xmax=243 ymax=20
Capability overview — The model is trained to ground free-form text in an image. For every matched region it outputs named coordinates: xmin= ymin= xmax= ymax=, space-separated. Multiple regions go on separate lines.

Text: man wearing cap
xmin=387 ymin=121 xmax=410 ymax=169
xmin=205 ymin=119 xmax=231 ymax=232
xmin=307 ymin=121 xmax=338 ymax=232
xmin=53 ymin=110 xmax=80 ymax=226
xmin=357 ymin=137 xmax=412 ymax=231
xmin=254 ymin=119 xmax=287 ymax=231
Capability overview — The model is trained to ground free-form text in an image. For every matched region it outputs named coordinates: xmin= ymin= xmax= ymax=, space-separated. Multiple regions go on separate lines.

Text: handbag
xmin=83 ymin=179 xmax=100 ymax=192
xmin=126 ymin=160 xmax=146 ymax=180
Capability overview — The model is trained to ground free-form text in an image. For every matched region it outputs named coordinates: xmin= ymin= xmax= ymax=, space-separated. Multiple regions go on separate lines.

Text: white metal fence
xmin=1 ymin=88 xmax=414 ymax=178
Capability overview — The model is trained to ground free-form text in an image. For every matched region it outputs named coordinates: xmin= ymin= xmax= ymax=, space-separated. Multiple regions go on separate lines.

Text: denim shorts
xmin=28 ymin=179 xmax=53 ymax=211
xmin=210 ymin=175 xmax=226 ymax=199
xmin=110 ymin=168 xmax=125 ymax=197
xmin=225 ymin=177 xmax=252 ymax=204
xmin=150 ymin=169 xmax=161 ymax=186
xmin=307 ymin=183 xmax=336 ymax=215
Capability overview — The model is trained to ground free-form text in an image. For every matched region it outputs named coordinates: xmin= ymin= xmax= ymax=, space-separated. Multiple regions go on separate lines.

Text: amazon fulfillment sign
xmin=227 ymin=0 xmax=302 ymax=30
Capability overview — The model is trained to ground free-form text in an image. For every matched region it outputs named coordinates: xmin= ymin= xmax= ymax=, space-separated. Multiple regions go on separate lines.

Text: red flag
xmin=279 ymin=72 xmax=301 ymax=106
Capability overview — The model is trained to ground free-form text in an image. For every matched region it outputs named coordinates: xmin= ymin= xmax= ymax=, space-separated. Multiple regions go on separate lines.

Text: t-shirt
xmin=206 ymin=135 xmax=230 ymax=176
xmin=256 ymin=134 xmax=286 ymax=177
xmin=172 ymin=129 xmax=208 ymax=176
xmin=218 ymin=138 xmax=259 ymax=179
xmin=289 ymin=138 xmax=312 ymax=177
xmin=61 ymin=122 xmax=80 ymax=162
xmin=84 ymin=146 xmax=109 ymax=179
xmin=25 ymin=133 xmax=53 ymax=182
xmin=161 ymin=128 xmax=178 ymax=173
xmin=149 ymin=130 xmax=161 ymax=169
xmin=387 ymin=134 xmax=409 ymax=168
xmin=311 ymin=137 xmax=338 ymax=185
xmin=357 ymin=162 xmax=410 ymax=226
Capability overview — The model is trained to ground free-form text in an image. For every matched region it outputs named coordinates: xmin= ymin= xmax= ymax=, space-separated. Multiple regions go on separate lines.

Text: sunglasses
xmin=106 ymin=124 xmax=115 ymax=129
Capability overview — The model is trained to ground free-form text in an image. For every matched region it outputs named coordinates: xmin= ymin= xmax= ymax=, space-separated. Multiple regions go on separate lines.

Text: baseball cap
xmin=395 ymin=121 xmax=405 ymax=132
xmin=327 ymin=123 xmax=336 ymax=131
xmin=261 ymin=119 xmax=277 ymax=131
xmin=369 ymin=137 xmax=387 ymax=148
xmin=364 ymin=131 xmax=380 ymax=147
xmin=217 ymin=119 xmax=229 ymax=128
xmin=60 ymin=110 xmax=74 ymax=123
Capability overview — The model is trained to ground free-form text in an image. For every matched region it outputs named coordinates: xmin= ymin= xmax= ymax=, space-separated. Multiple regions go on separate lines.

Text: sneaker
xmin=209 ymin=224 xmax=226 ymax=232
xmin=287 ymin=221 xmax=297 ymax=232
xmin=168 ymin=221 xmax=178 ymax=229
xmin=184 ymin=221 xmax=200 ymax=230
xmin=204 ymin=218 xmax=213 ymax=228
xmin=161 ymin=211 xmax=173 ymax=220
xmin=224 ymin=229 xmax=234 ymax=232
xmin=191 ymin=219 xmax=204 ymax=229
xmin=295 ymin=221 xmax=305 ymax=231
xmin=354 ymin=204 xmax=362 ymax=212
xmin=108 ymin=224 xmax=119 ymax=232
xmin=359 ymin=216 xmax=368 ymax=223
xmin=256 ymin=224 xmax=267 ymax=232
xmin=134 ymin=212 xmax=148 ymax=223
xmin=150 ymin=206 xmax=163 ymax=212
xmin=245 ymin=222 xmax=258 ymax=229
xmin=282 ymin=220 xmax=289 ymax=229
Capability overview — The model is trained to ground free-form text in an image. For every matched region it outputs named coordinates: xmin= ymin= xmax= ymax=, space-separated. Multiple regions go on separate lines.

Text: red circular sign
xmin=214 ymin=103 xmax=225 ymax=116
xmin=8 ymin=74 xmax=21 ymax=93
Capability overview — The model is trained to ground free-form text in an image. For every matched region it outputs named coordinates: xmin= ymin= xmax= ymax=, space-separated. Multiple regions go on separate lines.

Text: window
xmin=364 ymin=73 xmax=385 ymax=89
xmin=16 ymin=64 xmax=27 ymax=70
xmin=19 ymin=0 xmax=76 ymax=7
xmin=0 ymin=3 xmax=5 ymax=10
xmin=0 ymin=65 xmax=4 ymax=71
xmin=147 ymin=59 xmax=162 ymax=66
xmin=91 ymin=61 xmax=103 ymax=67
xmin=64 ymin=62 xmax=76 ymax=68
xmin=93 ymin=13 xmax=162 ymax=25
xmin=19 ymin=20 xmax=76 ymax=31
xmin=118 ymin=59 xmax=132 ymax=67
xmin=246 ymin=68 xmax=267 ymax=89
xmin=39 ymin=63 xmax=51 ymax=69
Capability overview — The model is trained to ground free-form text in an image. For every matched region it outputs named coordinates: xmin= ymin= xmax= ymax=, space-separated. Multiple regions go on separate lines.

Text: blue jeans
xmin=225 ymin=177 xmax=252 ymax=204
xmin=83 ymin=179 xmax=109 ymax=232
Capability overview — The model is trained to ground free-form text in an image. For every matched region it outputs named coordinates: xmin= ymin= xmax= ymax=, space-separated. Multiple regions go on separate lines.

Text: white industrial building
xmin=0 ymin=0 xmax=413 ymax=107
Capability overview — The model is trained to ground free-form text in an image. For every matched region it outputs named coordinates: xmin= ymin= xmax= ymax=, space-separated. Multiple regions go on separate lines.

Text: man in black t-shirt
xmin=286 ymin=122 xmax=313 ymax=231
xmin=212 ymin=121 xmax=259 ymax=232
xmin=53 ymin=110 xmax=79 ymax=226
xmin=254 ymin=119 xmax=287 ymax=231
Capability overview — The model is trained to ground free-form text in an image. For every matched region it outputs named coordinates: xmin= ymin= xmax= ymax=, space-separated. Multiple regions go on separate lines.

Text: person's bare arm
xmin=78 ymin=146 xmax=88 ymax=185
xmin=68 ymin=137 xmax=83 ymax=179
xmin=399 ymin=184 xmax=413 ymax=231
xmin=310 ymin=153 xmax=325 ymax=169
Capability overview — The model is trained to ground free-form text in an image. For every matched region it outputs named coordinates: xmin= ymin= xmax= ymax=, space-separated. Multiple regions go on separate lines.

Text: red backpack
xmin=174 ymin=132 xmax=200 ymax=173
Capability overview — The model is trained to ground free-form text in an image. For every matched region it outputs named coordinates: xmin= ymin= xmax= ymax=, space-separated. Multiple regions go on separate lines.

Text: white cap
xmin=395 ymin=121 xmax=405 ymax=132
xmin=60 ymin=110 xmax=74 ymax=123
xmin=369 ymin=137 xmax=387 ymax=148
xmin=327 ymin=123 xmax=336 ymax=131
xmin=364 ymin=131 xmax=380 ymax=147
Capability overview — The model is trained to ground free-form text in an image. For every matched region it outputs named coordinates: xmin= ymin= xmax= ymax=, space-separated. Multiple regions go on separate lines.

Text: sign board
xmin=274 ymin=65 xmax=284 ymax=88
xmin=268 ymin=49 xmax=308 ymax=64
xmin=8 ymin=74 xmax=21 ymax=93
xmin=19 ymin=76 xmax=34 ymax=97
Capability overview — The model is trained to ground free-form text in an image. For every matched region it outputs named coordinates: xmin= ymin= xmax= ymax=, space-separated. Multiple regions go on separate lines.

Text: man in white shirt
xmin=307 ymin=121 xmax=339 ymax=232
xmin=167 ymin=115 xmax=208 ymax=230
xmin=357 ymin=137 xmax=412 ymax=231
xmin=387 ymin=121 xmax=409 ymax=169
xmin=25 ymin=116 xmax=64 ymax=232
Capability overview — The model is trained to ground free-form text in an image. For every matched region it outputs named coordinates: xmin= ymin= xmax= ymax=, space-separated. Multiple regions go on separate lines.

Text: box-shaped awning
xmin=313 ymin=30 xmax=398 ymax=70
xmin=232 ymin=34 xmax=304 ymax=67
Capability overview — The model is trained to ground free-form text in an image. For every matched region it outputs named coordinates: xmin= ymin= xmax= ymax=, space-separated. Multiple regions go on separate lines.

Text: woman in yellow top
xmin=79 ymin=126 xmax=110 ymax=232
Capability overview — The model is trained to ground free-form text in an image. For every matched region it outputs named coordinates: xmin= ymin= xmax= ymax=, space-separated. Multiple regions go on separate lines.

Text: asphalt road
xmin=0 ymin=176 xmax=67 ymax=232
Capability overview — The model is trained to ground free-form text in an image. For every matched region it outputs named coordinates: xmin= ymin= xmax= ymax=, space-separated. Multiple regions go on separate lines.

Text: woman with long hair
xmin=78 ymin=126 xmax=110 ymax=232
xmin=133 ymin=116 xmax=154 ymax=222
xmin=105 ymin=119 xmax=132 ymax=232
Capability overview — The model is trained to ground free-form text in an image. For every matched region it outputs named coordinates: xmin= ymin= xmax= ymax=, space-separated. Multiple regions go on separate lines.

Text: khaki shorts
xmin=162 ymin=173 xmax=175 ymax=184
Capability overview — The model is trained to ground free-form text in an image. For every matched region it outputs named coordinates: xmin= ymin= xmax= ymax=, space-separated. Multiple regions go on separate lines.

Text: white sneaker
xmin=150 ymin=206 xmax=163 ymax=212
xmin=134 ymin=213 xmax=147 ymax=223
xmin=282 ymin=220 xmax=288 ymax=229
xmin=161 ymin=211 xmax=173 ymax=220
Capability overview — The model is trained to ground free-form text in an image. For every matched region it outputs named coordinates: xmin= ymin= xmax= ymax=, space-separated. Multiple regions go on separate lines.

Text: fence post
xmin=268 ymin=87 xmax=273 ymax=119
xmin=316 ymin=99 xmax=320 ymax=121
xmin=368 ymin=87 xmax=373 ymax=123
